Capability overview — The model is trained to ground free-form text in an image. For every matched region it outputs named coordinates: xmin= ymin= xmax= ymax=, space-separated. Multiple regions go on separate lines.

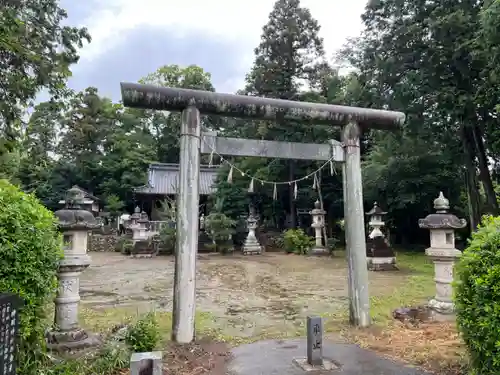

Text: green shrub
xmin=454 ymin=215 xmax=500 ymax=374
xmin=0 ymin=179 xmax=63 ymax=374
xmin=159 ymin=223 xmax=176 ymax=254
xmin=283 ymin=229 xmax=314 ymax=255
xmin=125 ymin=312 xmax=160 ymax=352
xmin=205 ymin=212 xmax=236 ymax=254
xmin=268 ymin=234 xmax=285 ymax=249
xmin=89 ymin=343 xmax=130 ymax=373
xmin=115 ymin=236 xmax=133 ymax=254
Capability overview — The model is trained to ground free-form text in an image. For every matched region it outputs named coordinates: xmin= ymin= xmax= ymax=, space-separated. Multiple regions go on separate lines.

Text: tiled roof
xmin=134 ymin=163 xmax=220 ymax=196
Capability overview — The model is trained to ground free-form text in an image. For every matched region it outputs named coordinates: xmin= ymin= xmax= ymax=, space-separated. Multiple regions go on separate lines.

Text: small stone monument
xmin=242 ymin=205 xmax=262 ymax=255
xmin=292 ymin=316 xmax=338 ymax=371
xmin=366 ymin=202 xmax=397 ymax=270
xmin=310 ymin=200 xmax=327 ymax=256
xmin=47 ymin=186 xmax=101 ymax=351
xmin=418 ymin=192 xmax=466 ymax=321
xmin=306 ymin=316 xmax=323 ymax=365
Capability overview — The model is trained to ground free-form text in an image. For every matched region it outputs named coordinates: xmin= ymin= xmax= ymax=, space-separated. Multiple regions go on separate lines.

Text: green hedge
xmin=455 ymin=215 xmax=500 ymax=374
xmin=0 ymin=180 xmax=63 ymax=374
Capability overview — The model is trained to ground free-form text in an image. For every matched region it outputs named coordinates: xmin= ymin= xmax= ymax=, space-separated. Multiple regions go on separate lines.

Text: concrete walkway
xmin=228 ymin=339 xmax=431 ymax=375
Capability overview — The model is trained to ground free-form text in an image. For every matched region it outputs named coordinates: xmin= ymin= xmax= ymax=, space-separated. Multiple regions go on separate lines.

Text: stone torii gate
xmin=120 ymin=82 xmax=405 ymax=344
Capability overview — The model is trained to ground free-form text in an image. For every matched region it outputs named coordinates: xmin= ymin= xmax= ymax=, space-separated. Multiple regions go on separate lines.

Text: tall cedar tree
xmin=244 ymin=0 xmax=327 ymax=226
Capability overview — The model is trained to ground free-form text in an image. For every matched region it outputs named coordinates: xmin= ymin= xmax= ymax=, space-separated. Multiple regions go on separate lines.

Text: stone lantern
xmin=418 ymin=192 xmax=466 ymax=321
xmin=136 ymin=211 xmax=149 ymax=241
xmin=242 ymin=204 xmax=262 ymax=255
xmin=129 ymin=206 xmax=141 ymax=228
xmin=47 ymin=186 xmax=100 ymax=351
xmin=129 ymin=206 xmax=143 ymax=242
xmin=310 ymin=200 xmax=327 ymax=256
xmin=129 ymin=208 xmax=154 ymax=258
xmin=200 ymin=213 xmax=205 ymax=231
xmin=366 ymin=202 xmax=396 ymax=271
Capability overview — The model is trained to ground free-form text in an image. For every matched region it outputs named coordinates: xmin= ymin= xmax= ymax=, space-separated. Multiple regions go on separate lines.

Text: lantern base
xmin=243 ymin=232 xmax=262 ymax=255
xmin=46 ymin=328 xmax=101 ymax=352
xmin=367 ymin=256 xmax=398 ymax=271
xmin=310 ymin=246 xmax=329 ymax=256
xmin=243 ymin=244 xmax=263 ymax=255
xmin=427 ymin=299 xmax=456 ymax=322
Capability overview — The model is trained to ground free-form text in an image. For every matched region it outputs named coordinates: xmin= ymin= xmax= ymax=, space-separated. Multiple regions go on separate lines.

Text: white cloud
xmin=76 ymin=0 xmax=367 ymax=91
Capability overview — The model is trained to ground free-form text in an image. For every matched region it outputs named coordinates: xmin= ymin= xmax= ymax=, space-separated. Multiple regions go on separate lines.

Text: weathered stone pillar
xmin=242 ymin=209 xmax=263 ymax=255
xmin=418 ymin=192 xmax=466 ymax=321
xmin=342 ymin=121 xmax=370 ymax=327
xmin=310 ymin=200 xmax=327 ymax=256
xmin=172 ymin=106 xmax=201 ymax=344
xmin=47 ymin=186 xmax=100 ymax=351
xmin=366 ymin=202 xmax=397 ymax=271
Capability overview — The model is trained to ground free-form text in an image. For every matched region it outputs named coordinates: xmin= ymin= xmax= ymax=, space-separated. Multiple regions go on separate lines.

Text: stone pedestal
xmin=419 ymin=192 xmax=466 ymax=321
xmin=310 ymin=201 xmax=327 ymax=256
xmin=425 ymin=247 xmax=461 ymax=320
xmin=47 ymin=187 xmax=101 ymax=351
xmin=243 ymin=216 xmax=262 ymax=255
xmin=365 ymin=202 xmax=396 ymax=271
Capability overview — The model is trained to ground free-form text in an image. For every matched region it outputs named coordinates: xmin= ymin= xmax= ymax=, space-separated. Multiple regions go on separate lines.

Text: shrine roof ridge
xmin=120 ymin=83 xmax=406 ymax=130
xmin=148 ymin=162 xmax=221 ymax=172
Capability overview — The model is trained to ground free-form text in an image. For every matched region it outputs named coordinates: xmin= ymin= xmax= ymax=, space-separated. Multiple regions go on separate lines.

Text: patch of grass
xmin=370 ymin=251 xmax=435 ymax=324
xmin=334 ymin=251 xmax=467 ymax=374
xmin=323 ymin=251 xmax=435 ymax=328
xmin=345 ymin=322 xmax=467 ymax=375
xmin=80 ymin=305 xmax=221 ymax=345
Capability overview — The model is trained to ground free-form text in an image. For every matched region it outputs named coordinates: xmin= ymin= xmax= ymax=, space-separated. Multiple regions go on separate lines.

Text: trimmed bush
xmin=454 ymin=215 xmax=500 ymax=374
xmin=0 ymin=179 xmax=63 ymax=374
xmin=283 ymin=228 xmax=314 ymax=255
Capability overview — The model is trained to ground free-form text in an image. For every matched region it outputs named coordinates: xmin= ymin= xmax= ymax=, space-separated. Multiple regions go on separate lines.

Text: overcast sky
xmin=59 ymin=0 xmax=368 ymax=102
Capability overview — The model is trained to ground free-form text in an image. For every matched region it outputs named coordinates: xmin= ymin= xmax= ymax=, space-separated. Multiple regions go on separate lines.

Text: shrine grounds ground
xmin=79 ymin=251 xmax=467 ymax=375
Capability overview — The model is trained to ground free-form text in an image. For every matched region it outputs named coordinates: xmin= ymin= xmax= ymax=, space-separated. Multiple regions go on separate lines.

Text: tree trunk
xmin=462 ymin=126 xmax=481 ymax=231
xmin=288 ymin=160 xmax=296 ymax=227
xmin=471 ymin=124 xmax=498 ymax=214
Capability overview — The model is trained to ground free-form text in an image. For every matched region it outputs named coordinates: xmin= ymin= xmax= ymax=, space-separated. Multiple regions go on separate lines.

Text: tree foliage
xmin=0 ymin=0 xmax=90 ymax=177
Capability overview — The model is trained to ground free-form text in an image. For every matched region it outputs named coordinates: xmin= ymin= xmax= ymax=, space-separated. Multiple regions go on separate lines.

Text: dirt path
xmin=81 ymin=253 xmax=410 ymax=338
